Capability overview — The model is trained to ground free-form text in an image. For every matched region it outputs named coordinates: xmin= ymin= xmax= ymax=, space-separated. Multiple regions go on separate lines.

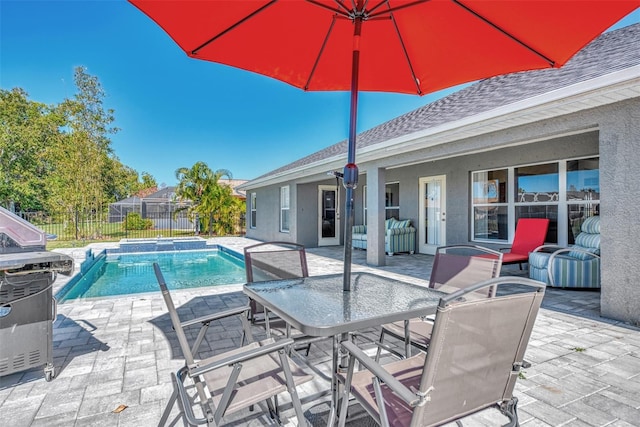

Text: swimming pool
xmin=56 ymin=249 xmax=246 ymax=301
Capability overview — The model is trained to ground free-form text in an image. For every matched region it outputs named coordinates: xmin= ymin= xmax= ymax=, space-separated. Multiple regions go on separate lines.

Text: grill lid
xmin=0 ymin=206 xmax=46 ymax=253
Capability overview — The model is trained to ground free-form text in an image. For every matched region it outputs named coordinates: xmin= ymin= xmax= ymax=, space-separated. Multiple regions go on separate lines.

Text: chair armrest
xmin=386 ymin=226 xmax=416 ymax=236
xmin=532 ymin=244 xmax=564 ymax=253
xmin=181 ymin=305 xmax=251 ymax=328
xmin=341 ymin=340 xmax=422 ymax=407
xmin=190 ymin=338 xmax=295 ymax=376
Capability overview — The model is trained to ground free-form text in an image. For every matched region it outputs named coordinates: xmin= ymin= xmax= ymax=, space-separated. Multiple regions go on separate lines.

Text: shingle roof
xmin=252 ymin=23 xmax=640 ymax=181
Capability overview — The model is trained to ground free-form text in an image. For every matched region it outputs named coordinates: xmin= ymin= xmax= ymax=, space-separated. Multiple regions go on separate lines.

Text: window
xmin=250 ymin=193 xmax=257 ymax=229
xmin=385 ymin=182 xmax=400 ymax=220
xmin=472 ymin=169 xmax=508 ymax=240
xmin=515 ymin=163 xmax=559 ymax=242
xmin=471 ymin=157 xmax=599 ymax=246
xmin=566 ymin=157 xmax=599 ymax=243
xmin=363 ymin=182 xmax=400 ymax=224
xmin=280 ymin=186 xmax=290 ymax=232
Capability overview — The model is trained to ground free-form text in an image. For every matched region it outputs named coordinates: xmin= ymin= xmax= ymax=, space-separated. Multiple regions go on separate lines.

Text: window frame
xmin=363 ymin=181 xmax=400 ymax=225
xmin=250 ymin=192 xmax=257 ymax=229
xmin=280 ymin=185 xmax=290 ymax=233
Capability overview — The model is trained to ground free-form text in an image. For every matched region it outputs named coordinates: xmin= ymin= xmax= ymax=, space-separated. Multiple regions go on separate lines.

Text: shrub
xmin=123 ymin=212 xmax=153 ymax=230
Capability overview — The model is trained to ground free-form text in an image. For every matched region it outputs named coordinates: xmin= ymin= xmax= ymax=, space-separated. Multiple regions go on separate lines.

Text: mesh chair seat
xmin=202 ymin=339 xmax=312 ymax=415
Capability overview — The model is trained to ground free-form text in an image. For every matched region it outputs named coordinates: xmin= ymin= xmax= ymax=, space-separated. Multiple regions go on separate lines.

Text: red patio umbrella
xmin=129 ymin=0 xmax=638 ymax=291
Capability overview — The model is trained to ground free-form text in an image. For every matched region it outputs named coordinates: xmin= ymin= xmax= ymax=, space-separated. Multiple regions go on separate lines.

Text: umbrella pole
xmin=342 ymin=16 xmax=363 ymax=292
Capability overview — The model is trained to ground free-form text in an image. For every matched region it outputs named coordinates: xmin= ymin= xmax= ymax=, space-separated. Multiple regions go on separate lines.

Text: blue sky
xmin=2 ymin=1 xmax=638 ymax=187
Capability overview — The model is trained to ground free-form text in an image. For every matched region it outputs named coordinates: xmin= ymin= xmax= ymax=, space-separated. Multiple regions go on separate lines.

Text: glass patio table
xmin=243 ymin=271 xmax=446 ymax=426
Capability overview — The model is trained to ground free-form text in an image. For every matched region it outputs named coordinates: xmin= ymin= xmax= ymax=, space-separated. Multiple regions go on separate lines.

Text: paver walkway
xmin=1 ymin=237 xmax=638 ymax=426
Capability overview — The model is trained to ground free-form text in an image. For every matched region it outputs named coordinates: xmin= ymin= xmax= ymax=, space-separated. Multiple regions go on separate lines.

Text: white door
xmin=419 ymin=175 xmax=446 ymax=255
xmin=318 ymin=185 xmax=340 ymax=246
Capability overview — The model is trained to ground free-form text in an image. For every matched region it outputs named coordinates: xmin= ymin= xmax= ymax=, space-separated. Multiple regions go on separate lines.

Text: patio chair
xmin=153 ymin=263 xmax=313 ymax=427
xmin=338 ymin=276 xmax=545 ymax=427
xmin=244 ymin=241 xmax=309 ymax=324
xmin=529 ymin=215 xmax=601 ymax=288
xmin=244 ymin=241 xmax=324 ymax=355
xmin=498 ymin=218 xmax=550 ymax=269
xmin=376 ymin=245 xmax=503 ymax=359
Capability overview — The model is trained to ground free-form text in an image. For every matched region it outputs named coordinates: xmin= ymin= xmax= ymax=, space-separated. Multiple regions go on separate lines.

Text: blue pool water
xmin=57 ymin=250 xmax=246 ymax=301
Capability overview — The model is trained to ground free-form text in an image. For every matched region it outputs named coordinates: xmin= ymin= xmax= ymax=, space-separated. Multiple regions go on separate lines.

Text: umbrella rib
xmin=305 ymin=15 xmax=339 ymax=90
xmin=191 ymin=0 xmax=278 ymax=55
xmin=368 ymin=0 xmax=431 ymax=19
xmin=388 ymin=11 xmax=423 ymax=95
xmin=306 ymin=0 xmax=352 ymax=18
xmin=452 ymin=0 xmax=556 ymax=67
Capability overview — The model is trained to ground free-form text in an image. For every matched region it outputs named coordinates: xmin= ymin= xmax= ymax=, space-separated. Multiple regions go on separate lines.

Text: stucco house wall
xmin=599 ymin=98 xmax=640 ymax=323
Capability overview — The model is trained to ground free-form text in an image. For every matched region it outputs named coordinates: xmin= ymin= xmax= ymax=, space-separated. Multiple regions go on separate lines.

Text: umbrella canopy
xmin=129 ymin=0 xmax=638 ymax=290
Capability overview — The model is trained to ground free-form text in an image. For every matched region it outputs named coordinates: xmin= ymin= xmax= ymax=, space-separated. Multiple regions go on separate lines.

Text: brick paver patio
xmin=1 ymin=237 xmax=638 ymax=426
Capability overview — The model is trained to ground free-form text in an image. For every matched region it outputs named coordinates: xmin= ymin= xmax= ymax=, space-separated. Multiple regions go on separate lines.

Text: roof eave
xmin=239 ymin=65 xmax=640 ymax=190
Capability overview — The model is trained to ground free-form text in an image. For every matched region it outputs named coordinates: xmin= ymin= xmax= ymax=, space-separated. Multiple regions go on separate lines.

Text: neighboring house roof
xmin=110 ymin=196 xmax=143 ymax=206
xmin=143 ymin=186 xmax=178 ymax=202
xmin=132 ymin=186 xmax=159 ymax=198
xmin=241 ymin=23 xmax=640 ymax=189
xmin=112 ymin=181 xmax=248 ymax=205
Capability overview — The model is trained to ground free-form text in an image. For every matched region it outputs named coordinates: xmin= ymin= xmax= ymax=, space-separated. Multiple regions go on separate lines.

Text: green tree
xmin=175 ymin=162 xmax=233 ymax=237
xmin=140 ymin=172 xmax=157 ymax=191
xmin=210 ymin=183 xmax=246 ymax=235
xmin=0 ymin=88 xmax=62 ymax=210
xmin=104 ymin=160 xmax=141 ymax=202
xmin=46 ymin=66 xmax=119 ymax=238
xmin=1 ymin=68 xmax=157 ymax=234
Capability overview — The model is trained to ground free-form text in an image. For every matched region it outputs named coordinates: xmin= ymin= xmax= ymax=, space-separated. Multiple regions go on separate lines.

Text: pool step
xmin=156 ymin=241 xmax=175 ymax=251
xmin=115 ymin=237 xmax=208 ymax=253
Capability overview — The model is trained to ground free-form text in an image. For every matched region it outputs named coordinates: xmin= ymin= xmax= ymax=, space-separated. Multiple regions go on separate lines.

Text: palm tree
xmin=175 ymin=162 xmax=232 ymax=237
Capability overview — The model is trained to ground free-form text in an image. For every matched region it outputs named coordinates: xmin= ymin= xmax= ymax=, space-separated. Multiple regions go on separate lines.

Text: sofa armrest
xmin=352 ymin=225 xmax=367 ymax=234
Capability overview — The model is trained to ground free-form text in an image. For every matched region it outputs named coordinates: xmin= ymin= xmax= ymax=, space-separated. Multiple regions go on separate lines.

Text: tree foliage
xmin=175 ymin=162 xmax=243 ymax=236
xmin=0 ymin=67 xmax=156 ymax=225
xmin=0 ymin=88 xmax=62 ymax=210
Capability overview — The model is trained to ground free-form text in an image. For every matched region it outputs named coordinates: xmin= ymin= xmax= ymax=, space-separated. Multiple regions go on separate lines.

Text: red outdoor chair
xmin=501 ymin=218 xmax=550 ymax=269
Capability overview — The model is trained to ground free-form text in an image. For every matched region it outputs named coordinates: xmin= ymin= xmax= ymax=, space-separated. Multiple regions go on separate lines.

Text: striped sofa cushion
xmin=552 ymin=254 xmax=599 ymax=288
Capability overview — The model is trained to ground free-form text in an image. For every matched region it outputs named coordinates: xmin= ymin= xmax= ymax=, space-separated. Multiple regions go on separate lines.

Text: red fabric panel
xmin=501 ymin=252 xmax=529 ymax=264
xmin=129 ymin=0 xmax=639 ymax=95
xmin=510 ymin=218 xmax=550 ymax=256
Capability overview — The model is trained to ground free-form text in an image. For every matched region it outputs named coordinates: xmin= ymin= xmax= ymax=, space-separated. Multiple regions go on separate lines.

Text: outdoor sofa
xmin=352 ymin=218 xmax=416 ymax=255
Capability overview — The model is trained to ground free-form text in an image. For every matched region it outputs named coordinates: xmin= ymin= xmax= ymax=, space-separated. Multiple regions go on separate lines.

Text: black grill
xmin=0 ymin=207 xmax=73 ymax=381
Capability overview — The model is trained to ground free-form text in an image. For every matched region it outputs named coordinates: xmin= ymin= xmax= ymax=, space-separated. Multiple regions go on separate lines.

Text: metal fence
xmin=14 ymin=210 xmax=246 ymax=242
